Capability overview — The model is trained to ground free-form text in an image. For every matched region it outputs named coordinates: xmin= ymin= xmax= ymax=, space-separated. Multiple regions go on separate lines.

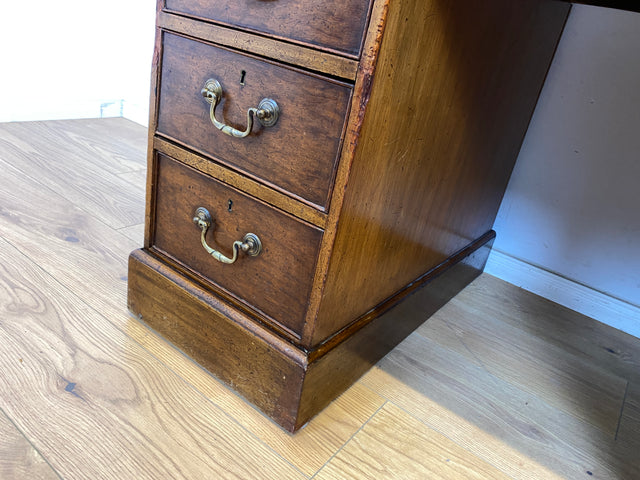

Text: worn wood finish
xmin=128 ymin=249 xmax=308 ymax=430
xmin=151 ymin=154 xmax=323 ymax=337
xmin=157 ymin=12 xmax=359 ymax=81
xmin=129 ymin=228 xmax=492 ymax=431
xmin=156 ymin=32 xmax=353 ymax=210
xmin=164 ymin=0 xmax=373 ymax=57
xmin=153 ymin=137 xmax=328 ymax=227
xmin=131 ymin=0 xmax=570 ymax=429
xmin=310 ymin=0 xmax=571 ymax=345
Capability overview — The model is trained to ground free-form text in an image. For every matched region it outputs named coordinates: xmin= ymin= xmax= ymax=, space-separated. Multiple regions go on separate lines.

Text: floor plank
xmin=0 ymin=409 xmax=60 ymax=480
xmin=415 ymin=294 xmax=627 ymax=437
xmin=361 ymin=330 xmax=640 ymax=479
xmin=0 ymin=120 xmax=145 ymax=229
xmin=314 ymin=403 xmax=510 ymax=480
xmin=0 ymin=153 xmax=135 ymax=316
xmin=0 ymin=236 xmax=304 ymax=480
xmin=454 ymin=275 xmax=640 ymax=383
xmin=2 ymin=118 xmax=640 ymax=479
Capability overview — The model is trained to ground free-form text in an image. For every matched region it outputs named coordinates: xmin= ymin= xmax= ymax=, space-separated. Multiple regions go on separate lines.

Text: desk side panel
xmin=310 ymin=0 xmax=570 ymax=346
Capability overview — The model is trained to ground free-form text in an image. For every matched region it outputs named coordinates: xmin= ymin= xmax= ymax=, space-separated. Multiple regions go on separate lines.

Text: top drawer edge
xmin=158 ymin=11 xmax=359 ymax=81
xmin=162 ymin=0 xmax=374 ymax=59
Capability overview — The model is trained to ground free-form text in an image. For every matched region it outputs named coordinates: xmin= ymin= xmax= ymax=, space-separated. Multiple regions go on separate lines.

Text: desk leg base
xmin=127 ymin=231 xmax=494 ymax=432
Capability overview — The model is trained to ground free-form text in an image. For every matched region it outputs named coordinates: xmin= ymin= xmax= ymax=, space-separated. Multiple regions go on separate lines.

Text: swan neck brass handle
xmin=192 ymin=207 xmax=262 ymax=264
xmin=201 ymin=78 xmax=279 ymax=138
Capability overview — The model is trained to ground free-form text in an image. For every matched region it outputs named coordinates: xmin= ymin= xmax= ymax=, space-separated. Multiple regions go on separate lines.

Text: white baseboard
xmin=485 ymin=250 xmax=640 ymax=339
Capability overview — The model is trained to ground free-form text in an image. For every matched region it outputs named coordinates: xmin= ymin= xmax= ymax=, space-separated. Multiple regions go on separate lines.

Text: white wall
xmin=487 ymin=5 xmax=640 ymax=337
xmin=0 ymin=2 xmax=155 ymax=125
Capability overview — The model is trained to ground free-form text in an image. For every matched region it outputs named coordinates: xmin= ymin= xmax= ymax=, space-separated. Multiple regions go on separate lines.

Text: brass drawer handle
xmin=201 ymin=78 xmax=279 ymax=138
xmin=192 ymin=207 xmax=262 ymax=264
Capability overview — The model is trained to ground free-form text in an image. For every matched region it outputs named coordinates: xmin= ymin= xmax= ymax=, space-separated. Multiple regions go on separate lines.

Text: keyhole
xmin=228 ymin=199 xmax=234 ymax=212
xmin=240 ymin=70 xmax=246 ymax=86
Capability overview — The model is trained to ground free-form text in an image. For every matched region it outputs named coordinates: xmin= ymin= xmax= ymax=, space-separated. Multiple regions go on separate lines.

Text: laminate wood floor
xmin=0 ymin=118 xmax=638 ymax=479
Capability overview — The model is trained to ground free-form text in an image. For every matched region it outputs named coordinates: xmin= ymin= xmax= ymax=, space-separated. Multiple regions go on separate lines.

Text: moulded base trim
xmin=127 ymin=231 xmax=494 ymax=432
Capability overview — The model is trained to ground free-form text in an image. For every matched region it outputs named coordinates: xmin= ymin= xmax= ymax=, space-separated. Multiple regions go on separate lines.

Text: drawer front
xmin=156 ymin=32 xmax=352 ymax=210
xmin=163 ymin=0 xmax=373 ymax=57
xmin=152 ymin=154 xmax=323 ymax=337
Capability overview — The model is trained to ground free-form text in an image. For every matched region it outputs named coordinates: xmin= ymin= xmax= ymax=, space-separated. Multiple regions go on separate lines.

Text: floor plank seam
xmin=308 ymin=399 xmax=389 ymax=479
xmin=0 ymin=406 xmax=64 ymax=480
xmin=0 ymin=133 xmax=145 ymax=232
xmin=389 ymin=402 xmax=518 ymax=480
xmin=0 ymin=154 xmax=135 ymax=237
xmin=614 ymin=381 xmax=629 ymax=441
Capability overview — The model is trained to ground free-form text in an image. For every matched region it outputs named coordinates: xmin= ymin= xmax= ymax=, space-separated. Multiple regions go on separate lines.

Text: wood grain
xmin=151 ymin=154 xmax=324 ymax=337
xmin=153 ymin=137 xmax=328 ymax=228
xmin=0 ymin=237 xmax=304 ymax=480
xmin=361 ymin=311 xmax=640 ymax=479
xmin=0 ymin=155 xmax=136 ymax=317
xmin=415 ymin=291 xmax=627 ymax=436
xmin=0 ymin=409 xmax=59 ymax=480
xmin=163 ymin=0 xmax=373 ymax=57
xmin=315 ymin=403 xmax=510 ymax=480
xmin=156 ymin=32 xmax=353 ymax=210
xmin=0 ymin=120 xmax=146 ymax=229
xmin=157 ymin=12 xmax=359 ymax=80
xmin=4 ymin=118 xmax=640 ymax=478
xmin=310 ymin=0 xmax=570 ymax=345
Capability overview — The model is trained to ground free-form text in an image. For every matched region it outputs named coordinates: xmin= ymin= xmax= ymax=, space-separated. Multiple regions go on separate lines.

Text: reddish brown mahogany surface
xmin=129 ymin=0 xmax=570 ymax=431
xmin=309 ymin=0 xmax=571 ymax=346
xmin=156 ymin=32 xmax=353 ymax=210
xmin=163 ymin=0 xmax=374 ymax=56
xmin=151 ymin=154 xmax=323 ymax=337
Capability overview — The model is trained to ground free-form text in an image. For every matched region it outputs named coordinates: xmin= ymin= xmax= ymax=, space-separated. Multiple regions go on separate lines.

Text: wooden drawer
xmin=156 ymin=33 xmax=352 ymax=210
xmin=163 ymin=0 xmax=373 ymax=57
xmin=151 ymin=153 xmax=323 ymax=337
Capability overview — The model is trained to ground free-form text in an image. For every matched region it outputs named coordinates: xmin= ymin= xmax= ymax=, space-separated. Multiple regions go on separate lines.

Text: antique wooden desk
xmin=127 ymin=0 xmax=631 ymax=431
